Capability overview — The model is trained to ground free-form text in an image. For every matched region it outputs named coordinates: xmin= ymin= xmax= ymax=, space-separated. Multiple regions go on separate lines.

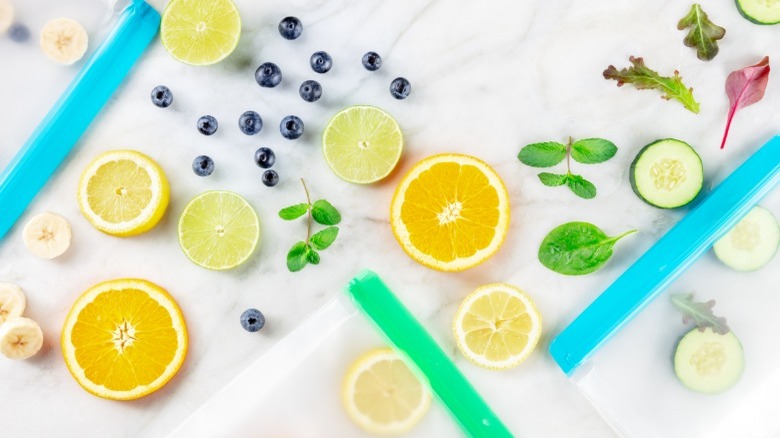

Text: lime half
xmin=161 ymin=0 xmax=241 ymax=66
xmin=178 ymin=191 xmax=259 ymax=270
xmin=322 ymin=106 xmax=403 ymax=184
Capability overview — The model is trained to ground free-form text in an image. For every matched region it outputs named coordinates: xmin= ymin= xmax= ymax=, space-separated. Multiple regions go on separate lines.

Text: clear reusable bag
xmin=550 ymin=137 xmax=780 ymax=438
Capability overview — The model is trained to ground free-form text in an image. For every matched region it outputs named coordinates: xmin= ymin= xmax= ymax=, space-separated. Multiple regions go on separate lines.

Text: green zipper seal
xmin=346 ymin=269 xmax=513 ymax=438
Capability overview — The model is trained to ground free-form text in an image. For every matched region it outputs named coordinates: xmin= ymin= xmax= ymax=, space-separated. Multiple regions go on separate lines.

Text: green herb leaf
xmin=311 ymin=200 xmax=341 ymax=225
xmin=518 ymin=142 xmax=567 ymax=168
xmin=279 ymin=203 xmax=310 ymax=220
xmin=671 ymin=294 xmax=730 ymax=334
xmin=603 ymin=56 xmax=700 ymax=113
xmin=570 ymin=138 xmax=618 ymax=164
xmin=287 ymin=241 xmax=309 ymax=272
xmin=677 ymin=4 xmax=725 ymax=62
xmin=566 ymin=174 xmax=597 ymax=199
xmin=538 ymin=222 xmax=636 ymax=275
xmin=538 ymin=172 xmax=568 ymax=187
xmin=310 ymin=226 xmax=339 ymax=250
xmin=306 ymin=245 xmax=321 ymax=265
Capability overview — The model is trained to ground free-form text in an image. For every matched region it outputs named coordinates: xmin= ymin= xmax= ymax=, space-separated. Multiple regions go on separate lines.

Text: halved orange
xmin=390 ymin=154 xmax=510 ymax=272
xmin=61 ymin=279 xmax=188 ymax=400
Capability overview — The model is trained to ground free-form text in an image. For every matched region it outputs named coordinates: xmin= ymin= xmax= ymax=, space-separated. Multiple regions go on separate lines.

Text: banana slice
xmin=0 ymin=283 xmax=25 ymax=326
xmin=0 ymin=0 xmax=13 ymax=34
xmin=0 ymin=317 xmax=43 ymax=360
xmin=23 ymin=212 xmax=72 ymax=259
xmin=40 ymin=17 xmax=88 ymax=65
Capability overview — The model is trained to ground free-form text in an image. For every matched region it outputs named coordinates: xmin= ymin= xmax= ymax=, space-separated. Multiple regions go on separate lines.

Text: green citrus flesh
xmin=161 ymin=0 xmax=241 ymax=66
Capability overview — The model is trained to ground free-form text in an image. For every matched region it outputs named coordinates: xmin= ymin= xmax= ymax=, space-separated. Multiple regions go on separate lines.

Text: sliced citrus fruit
xmin=161 ymin=0 xmax=241 ymax=66
xmin=178 ymin=191 xmax=260 ymax=270
xmin=323 ymin=105 xmax=403 ymax=184
xmin=343 ymin=348 xmax=431 ymax=435
xmin=453 ymin=283 xmax=542 ymax=370
xmin=78 ymin=150 xmax=170 ymax=237
xmin=390 ymin=154 xmax=510 ymax=272
xmin=61 ymin=278 xmax=188 ymax=400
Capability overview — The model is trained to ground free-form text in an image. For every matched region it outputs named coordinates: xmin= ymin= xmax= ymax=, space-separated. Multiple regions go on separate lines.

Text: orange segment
xmin=61 ymin=279 xmax=187 ymax=400
xmin=390 ymin=154 xmax=510 ymax=271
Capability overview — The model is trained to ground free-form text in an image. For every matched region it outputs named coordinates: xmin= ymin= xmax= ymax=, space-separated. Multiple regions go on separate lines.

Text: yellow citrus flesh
xmin=453 ymin=283 xmax=542 ymax=370
xmin=78 ymin=150 xmax=169 ymax=237
xmin=390 ymin=154 xmax=510 ymax=272
xmin=61 ymin=279 xmax=188 ymax=400
xmin=161 ymin=0 xmax=242 ymax=66
xmin=343 ymin=348 xmax=431 ymax=435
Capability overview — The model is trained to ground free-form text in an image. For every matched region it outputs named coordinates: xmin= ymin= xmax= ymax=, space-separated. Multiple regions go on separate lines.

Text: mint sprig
xmin=280 ymin=179 xmax=341 ymax=272
xmin=518 ymin=136 xmax=617 ymax=199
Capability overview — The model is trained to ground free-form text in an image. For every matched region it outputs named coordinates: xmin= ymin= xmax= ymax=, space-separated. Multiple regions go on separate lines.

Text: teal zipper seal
xmin=347 ymin=270 xmax=513 ymax=438
xmin=551 ymin=136 xmax=780 ymax=375
xmin=0 ymin=0 xmax=161 ymax=240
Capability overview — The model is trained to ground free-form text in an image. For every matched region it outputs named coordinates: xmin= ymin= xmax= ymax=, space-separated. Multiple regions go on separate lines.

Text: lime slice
xmin=322 ymin=105 xmax=403 ymax=184
xmin=178 ymin=191 xmax=259 ymax=270
xmin=161 ymin=0 xmax=241 ymax=66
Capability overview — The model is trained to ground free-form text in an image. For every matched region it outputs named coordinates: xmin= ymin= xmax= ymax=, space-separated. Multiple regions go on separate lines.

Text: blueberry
xmin=390 ymin=77 xmax=411 ymax=99
xmin=150 ymin=85 xmax=173 ymax=108
xmin=278 ymin=16 xmax=302 ymax=40
xmin=197 ymin=115 xmax=218 ymax=135
xmin=310 ymin=51 xmax=332 ymax=74
xmin=240 ymin=308 xmax=265 ymax=332
xmin=8 ymin=24 xmax=30 ymax=43
xmin=279 ymin=115 xmax=304 ymax=140
xmin=299 ymin=80 xmax=322 ymax=102
xmin=254 ymin=147 xmax=276 ymax=169
xmin=262 ymin=170 xmax=279 ymax=187
xmin=362 ymin=51 xmax=382 ymax=71
xmin=255 ymin=62 xmax=282 ymax=88
xmin=192 ymin=155 xmax=214 ymax=177
xmin=239 ymin=111 xmax=263 ymax=135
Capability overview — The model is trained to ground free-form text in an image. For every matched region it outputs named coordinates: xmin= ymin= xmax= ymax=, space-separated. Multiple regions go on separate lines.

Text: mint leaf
xmin=538 ymin=222 xmax=636 ymax=275
xmin=566 ymin=174 xmax=597 ymax=199
xmin=538 ymin=172 xmax=568 ymax=187
xmin=671 ymin=294 xmax=730 ymax=334
xmin=677 ymin=4 xmax=725 ymax=62
xmin=310 ymin=226 xmax=339 ymax=250
xmin=312 ymin=200 xmax=341 ymax=225
xmin=287 ymin=241 xmax=309 ymax=272
xmin=306 ymin=245 xmax=320 ymax=265
xmin=571 ymin=138 xmax=618 ymax=164
xmin=604 ymin=56 xmax=700 ymax=113
xmin=279 ymin=203 xmax=310 ymax=220
xmin=518 ymin=142 xmax=567 ymax=168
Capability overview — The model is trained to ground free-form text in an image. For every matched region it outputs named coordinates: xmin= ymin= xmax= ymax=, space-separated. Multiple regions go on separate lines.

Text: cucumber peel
xmin=713 ymin=206 xmax=780 ymax=271
xmin=630 ymin=139 xmax=703 ymax=209
xmin=674 ymin=327 xmax=744 ymax=394
xmin=736 ymin=0 xmax=780 ymax=25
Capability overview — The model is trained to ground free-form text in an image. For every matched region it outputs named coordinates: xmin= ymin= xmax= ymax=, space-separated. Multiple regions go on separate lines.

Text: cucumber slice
xmin=674 ymin=327 xmax=744 ymax=394
xmin=736 ymin=0 xmax=780 ymax=25
xmin=713 ymin=206 xmax=780 ymax=271
xmin=630 ymin=139 xmax=703 ymax=209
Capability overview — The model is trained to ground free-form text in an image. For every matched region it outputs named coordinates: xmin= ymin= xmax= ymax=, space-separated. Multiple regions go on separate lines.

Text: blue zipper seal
xmin=0 ymin=0 xmax=160 ymax=241
xmin=551 ymin=136 xmax=780 ymax=375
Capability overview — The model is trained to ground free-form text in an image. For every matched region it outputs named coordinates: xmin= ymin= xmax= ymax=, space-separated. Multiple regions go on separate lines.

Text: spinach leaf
xmin=538 ymin=222 xmax=636 ymax=275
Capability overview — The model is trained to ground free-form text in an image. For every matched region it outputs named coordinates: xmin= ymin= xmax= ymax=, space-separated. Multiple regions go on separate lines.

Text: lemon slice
xmin=343 ymin=348 xmax=431 ymax=435
xmin=161 ymin=0 xmax=241 ymax=66
xmin=178 ymin=191 xmax=260 ymax=270
xmin=453 ymin=283 xmax=542 ymax=370
xmin=390 ymin=154 xmax=510 ymax=272
xmin=322 ymin=105 xmax=403 ymax=184
xmin=78 ymin=150 xmax=170 ymax=237
xmin=61 ymin=278 xmax=188 ymax=400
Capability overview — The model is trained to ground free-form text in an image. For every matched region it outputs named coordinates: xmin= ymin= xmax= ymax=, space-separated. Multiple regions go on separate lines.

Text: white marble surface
xmin=2 ymin=0 xmax=780 ymax=436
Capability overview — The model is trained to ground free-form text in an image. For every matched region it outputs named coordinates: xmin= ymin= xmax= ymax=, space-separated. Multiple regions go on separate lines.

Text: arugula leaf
xmin=287 ymin=241 xmax=309 ymax=272
xmin=518 ymin=142 xmax=567 ymax=168
xmin=312 ymin=200 xmax=341 ymax=225
xmin=538 ymin=222 xmax=636 ymax=275
xmin=306 ymin=245 xmax=321 ymax=265
xmin=571 ymin=138 xmax=618 ymax=164
xmin=603 ymin=56 xmax=700 ymax=113
xmin=538 ymin=172 xmax=568 ymax=187
xmin=671 ymin=294 xmax=730 ymax=334
xmin=279 ymin=203 xmax=310 ymax=220
xmin=310 ymin=226 xmax=339 ymax=250
xmin=677 ymin=4 xmax=725 ymax=62
xmin=566 ymin=174 xmax=597 ymax=199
